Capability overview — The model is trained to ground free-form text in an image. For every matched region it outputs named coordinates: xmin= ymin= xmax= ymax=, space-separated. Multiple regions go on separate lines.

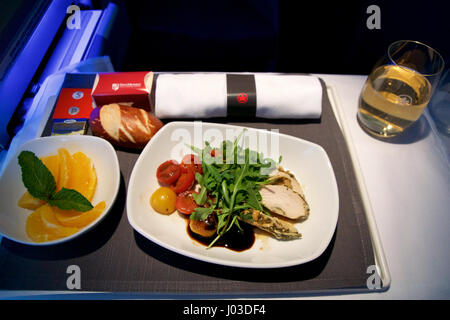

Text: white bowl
xmin=127 ymin=122 xmax=339 ymax=268
xmin=0 ymin=135 xmax=120 ymax=246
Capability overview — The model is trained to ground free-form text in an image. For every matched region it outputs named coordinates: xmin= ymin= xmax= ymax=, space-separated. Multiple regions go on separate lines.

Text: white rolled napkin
xmin=155 ymin=73 xmax=322 ymax=119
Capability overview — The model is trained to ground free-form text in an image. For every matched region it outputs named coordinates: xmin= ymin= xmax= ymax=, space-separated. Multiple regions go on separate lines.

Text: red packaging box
xmin=53 ymin=88 xmax=94 ymax=119
xmin=51 ymin=88 xmax=94 ymax=135
xmin=91 ymin=71 xmax=154 ymax=111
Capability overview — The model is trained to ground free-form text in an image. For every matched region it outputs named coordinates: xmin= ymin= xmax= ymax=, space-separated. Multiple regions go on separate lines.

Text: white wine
xmin=358 ymin=65 xmax=432 ymax=137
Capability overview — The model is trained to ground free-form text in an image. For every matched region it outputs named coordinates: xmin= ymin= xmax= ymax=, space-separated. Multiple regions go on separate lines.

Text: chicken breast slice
xmin=269 ymin=166 xmax=305 ymax=198
xmin=259 ymin=185 xmax=310 ymax=220
xmin=239 ymin=209 xmax=301 ymax=240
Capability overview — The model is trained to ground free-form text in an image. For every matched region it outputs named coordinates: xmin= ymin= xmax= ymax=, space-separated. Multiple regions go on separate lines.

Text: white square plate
xmin=127 ymin=122 xmax=339 ymax=268
xmin=0 ymin=135 xmax=120 ymax=246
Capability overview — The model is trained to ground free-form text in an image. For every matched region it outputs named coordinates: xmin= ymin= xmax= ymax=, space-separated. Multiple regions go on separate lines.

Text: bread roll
xmin=89 ymin=104 xmax=163 ymax=149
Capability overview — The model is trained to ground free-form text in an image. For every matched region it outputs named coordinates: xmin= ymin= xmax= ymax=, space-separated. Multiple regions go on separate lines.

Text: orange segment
xmin=39 ymin=204 xmax=79 ymax=238
xmin=26 ymin=208 xmax=51 ymax=242
xmin=54 ymin=201 xmax=106 ymax=228
xmin=57 ymin=148 xmax=73 ymax=191
xmin=86 ymin=162 xmax=97 ymax=201
xmin=18 ymin=191 xmax=46 ymax=210
xmin=26 ymin=205 xmax=77 ymax=242
xmin=41 ymin=155 xmax=60 ymax=184
xmin=70 ymin=152 xmax=97 ymax=201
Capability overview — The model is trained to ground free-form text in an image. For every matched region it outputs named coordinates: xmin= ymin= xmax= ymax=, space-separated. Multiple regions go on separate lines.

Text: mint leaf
xmin=18 ymin=151 xmax=56 ymax=201
xmin=48 ymin=188 xmax=94 ymax=212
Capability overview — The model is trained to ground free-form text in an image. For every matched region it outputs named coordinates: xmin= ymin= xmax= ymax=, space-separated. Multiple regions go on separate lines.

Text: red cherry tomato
xmin=170 ymin=166 xmax=195 ymax=194
xmin=210 ymin=149 xmax=220 ymax=157
xmin=181 ymin=154 xmax=203 ymax=175
xmin=210 ymin=148 xmax=223 ymax=160
xmin=156 ymin=160 xmax=181 ymax=186
xmin=176 ymin=190 xmax=199 ymax=215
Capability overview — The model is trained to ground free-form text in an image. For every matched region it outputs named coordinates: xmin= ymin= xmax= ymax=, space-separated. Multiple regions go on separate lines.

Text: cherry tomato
xmin=150 ymin=187 xmax=177 ymax=214
xmin=156 ymin=160 xmax=181 ymax=186
xmin=210 ymin=148 xmax=222 ymax=158
xmin=176 ymin=190 xmax=199 ymax=215
xmin=210 ymin=148 xmax=224 ymax=162
xmin=170 ymin=166 xmax=195 ymax=194
xmin=181 ymin=154 xmax=203 ymax=175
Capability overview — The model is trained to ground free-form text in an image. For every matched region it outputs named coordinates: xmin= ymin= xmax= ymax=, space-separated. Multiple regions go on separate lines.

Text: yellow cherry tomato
xmin=150 ymin=187 xmax=177 ymax=214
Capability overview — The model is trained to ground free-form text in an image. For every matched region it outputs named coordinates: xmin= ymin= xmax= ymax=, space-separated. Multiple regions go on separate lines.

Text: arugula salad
xmin=188 ymin=132 xmax=278 ymax=247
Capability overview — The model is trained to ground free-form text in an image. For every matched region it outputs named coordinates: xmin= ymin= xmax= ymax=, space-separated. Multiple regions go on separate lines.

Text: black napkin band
xmin=226 ymin=74 xmax=257 ymax=118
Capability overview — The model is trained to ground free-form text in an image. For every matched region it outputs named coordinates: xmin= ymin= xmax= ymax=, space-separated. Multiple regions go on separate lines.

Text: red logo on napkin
xmin=237 ymin=92 xmax=248 ymax=104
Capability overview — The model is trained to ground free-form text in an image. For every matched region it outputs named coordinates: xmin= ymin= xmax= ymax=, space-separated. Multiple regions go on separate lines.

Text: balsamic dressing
xmin=186 ymin=220 xmax=255 ymax=252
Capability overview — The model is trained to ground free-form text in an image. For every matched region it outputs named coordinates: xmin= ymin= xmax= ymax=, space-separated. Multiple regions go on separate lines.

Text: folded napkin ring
xmin=226 ymin=74 xmax=257 ymax=118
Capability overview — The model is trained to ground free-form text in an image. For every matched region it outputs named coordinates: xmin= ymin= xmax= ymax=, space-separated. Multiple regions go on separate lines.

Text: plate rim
xmin=127 ymin=121 xmax=339 ymax=268
xmin=0 ymin=135 xmax=121 ymax=246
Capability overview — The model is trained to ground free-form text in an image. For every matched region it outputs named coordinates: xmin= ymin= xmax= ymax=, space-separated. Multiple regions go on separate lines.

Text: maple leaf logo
xmin=236 ymin=92 xmax=248 ymax=104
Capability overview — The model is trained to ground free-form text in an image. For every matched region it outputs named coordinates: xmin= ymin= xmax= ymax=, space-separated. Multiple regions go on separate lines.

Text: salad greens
xmin=189 ymin=130 xmax=280 ymax=248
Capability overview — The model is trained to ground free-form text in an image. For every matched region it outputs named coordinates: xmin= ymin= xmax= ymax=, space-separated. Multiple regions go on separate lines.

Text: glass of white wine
xmin=357 ymin=40 xmax=445 ymax=138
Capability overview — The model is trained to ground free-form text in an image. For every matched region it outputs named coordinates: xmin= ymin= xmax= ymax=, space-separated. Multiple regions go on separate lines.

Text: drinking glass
xmin=357 ymin=40 xmax=445 ymax=138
